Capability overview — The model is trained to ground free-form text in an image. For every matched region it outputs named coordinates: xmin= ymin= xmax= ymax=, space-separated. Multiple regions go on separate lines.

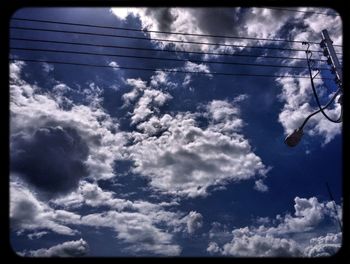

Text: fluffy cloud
xmin=10 ymin=61 xmax=127 ymax=188
xmin=11 ymin=126 xmax=89 ymax=196
xmin=11 ymin=178 xmax=188 ymax=256
xmin=221 ymin=227 xmax=302 ymax=257
xmin=304 ymin=232 xmax=342 ymax=257
xmin=110 ymin=7 xmax=343 ymax=146
xmin=22 ymin=239 xmax=89 ymax=257
xmin=186 ymin=211 xmax=203 ymax=234
xmin=130 ymin=88 xmax=172 ymax=125
xmin=207 ymin=242 xmax=221 ymax=254
xmin=51 ymin=181 xmax=134 ymax=211
xmin=254 ymin=179 xmax=268 ymax=192
xmin=207 ymin=196 xmax=342 ymax=257
xmin=127 ymin=94 xmax=267 ymax=198
xmin=275 ymin=10 xmax=342 ymax=145
xmin=277 ymin=75 xmax=342 ymax=145
xmin=10 ymin=180 xmax=80 ymax=236
xmin=110 ymin=8 xmax=300 ymax=54
xmin=80 ymin=210 xmax=182 ymax=256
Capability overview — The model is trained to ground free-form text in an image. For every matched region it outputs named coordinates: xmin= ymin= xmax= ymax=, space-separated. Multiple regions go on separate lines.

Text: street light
xmin=284 ymin=128 xmax=303 ymax=147
xmin=284 ymin=88 xmax=342 ymax=147
xmin=285 ymin=39 xmax=342 ymax=148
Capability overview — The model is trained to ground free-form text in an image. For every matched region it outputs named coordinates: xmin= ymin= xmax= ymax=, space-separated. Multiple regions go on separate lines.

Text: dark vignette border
xmin=1 ymin=0 xmax=348 ymax=263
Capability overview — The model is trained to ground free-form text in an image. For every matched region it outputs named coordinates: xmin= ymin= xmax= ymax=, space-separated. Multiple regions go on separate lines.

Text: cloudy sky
xmin=9 ymin=7 xmax=343 ymax=257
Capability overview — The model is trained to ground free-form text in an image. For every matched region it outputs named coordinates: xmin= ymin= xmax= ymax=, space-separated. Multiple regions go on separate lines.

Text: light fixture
xmin=284 ymin=128 xmax=304 ymax=147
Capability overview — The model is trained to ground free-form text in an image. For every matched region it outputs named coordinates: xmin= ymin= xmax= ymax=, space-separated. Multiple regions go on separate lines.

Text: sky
xmin=9 ymin=7 xmax=343 ymax=257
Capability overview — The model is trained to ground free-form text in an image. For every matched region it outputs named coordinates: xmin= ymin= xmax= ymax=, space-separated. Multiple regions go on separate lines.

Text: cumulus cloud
xmin=221 ymin=227 xmax=302 ymax=257
xmin=304 ymin=232 xmax=342 ymax=257
xmin=111 ymin=7 xmax=343 ymax=146
xmin=207 ymin=196 xmax=342 ymax=257
xmin=11 ymin=126 xmax=89 ymax=196
xmin=276 ymin=75 xmax=342 ymax=145
xmin=127 ymin=96 xmax=267 ymax=198
xmin=51 ymin=181 xmax=134 ymax=211
xmin=121 ymin=78 xmax=268 ymax=198
xmin=207 ymin=242 xmax=221 ymax=254
xmin=80 ymin=210 xmax=182 ymax=256
xmin=130 ymin=88 xmax=172 ymax=125
xmin=10 ymin=180 xmax=80 ymax=236
xmin=10 ymin=61 xmax=127 ymax=186
xmin=275 ymin=10 xmax=342 ymax=145
xmin=186 ymin=211 xmax=203 ymax=234
xmin=22 ymin=239 xmax=89 ymax=257
xmin=11 ymin=178 xmax=188 ymax=256
xmin=110 ymin=8 xmax=299 ymax=54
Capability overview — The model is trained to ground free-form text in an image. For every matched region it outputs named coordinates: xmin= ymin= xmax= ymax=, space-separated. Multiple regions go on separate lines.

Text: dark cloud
xmin=192 ymin=8 xmax=239 ymax=37
xmin=145 ymin=8 xmax=178 ymax=31
xmin=11 ymin=126 xmax=89 ymax=197
xmin=11 ymin=197 xmax=38 ymax=229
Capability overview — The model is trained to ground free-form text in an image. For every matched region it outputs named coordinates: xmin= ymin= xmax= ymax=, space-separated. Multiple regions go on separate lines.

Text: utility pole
xmin=284 ymin=29 xmax=343 ymax=147
xmin=320 ymin=29 xmax=342 ymax=88
xmin=325 ymin=182 xmax=343 ymax=233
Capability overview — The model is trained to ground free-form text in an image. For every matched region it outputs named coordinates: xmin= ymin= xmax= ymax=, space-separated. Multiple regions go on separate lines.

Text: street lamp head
xmin=285 ymin=128 xmax=304 ymax=147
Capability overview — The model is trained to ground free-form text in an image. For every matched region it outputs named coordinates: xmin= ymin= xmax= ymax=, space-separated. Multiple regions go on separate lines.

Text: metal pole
xmin=321 ymin=29 xmax=342 ymax=86
xmin=325 ymin=182 xmax=343 ymax=232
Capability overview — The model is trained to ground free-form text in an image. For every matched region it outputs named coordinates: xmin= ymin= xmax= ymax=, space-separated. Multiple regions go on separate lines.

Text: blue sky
xmin=9 ymin=7 xmax=343 ymax=257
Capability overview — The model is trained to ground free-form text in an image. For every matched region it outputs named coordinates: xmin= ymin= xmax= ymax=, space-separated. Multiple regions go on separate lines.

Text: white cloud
xmin=207 ymin=242 xmax=221 ymax=254
xmin=275 ymin=10 xmax=342 ymax=146
xmin=304 ymin=232 xmax=342 ymax=257
xmin=109 ymin=8 xmax=299 ymax=54
xmin=262 ymin=197 xmax=328 ymax=235
xmin=51 ymin=181 xmax=134 ymax=211
xmin=22 ymin=239 xmax=89 ymax=257
xmin=11 ymin=178 xmax=188 ymax=256
xmin=254 ymin=179 xmax=268 ymax=192
xmin=127 ymin=98 xmax=267 ymax=198
xmin=120 ymin=76 xmax=269 ymax=199
xmin=110 ymin=7 xmax=137 ymax=20
xmin=28 ymin=231 xmax=48 ymax=240
xmin=207 ymin=196 xmax=342 ymax=257
xmin=184 ymin=61 xmax=212 ymax=77
xmin=10 ymin=62 xmax=128 ymax=182
xmin=221 ymin=227 xmax=302 ymax=257
xmin=108 ymin=61 xmax=119 ymax=69
xmin=276 ymin=75 xmax=342 ymax=145
xmin=80 ymin=210 xmax=182 ymax=256
xmin=186 ymin=211 xmax=203 ymax=234
xmin=10 ymin=179 xmax=80 ymax=236
xmin=130 ymin=88 xmax=172 ymax=125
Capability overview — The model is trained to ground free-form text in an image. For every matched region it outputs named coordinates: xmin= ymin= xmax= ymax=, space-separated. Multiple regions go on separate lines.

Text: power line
xmin=11 ymin=37 xmax=327 ymax=62
xmin=11 ymin=26 xmax=339 ymax=54
xmin=264 ymin=7 xmax=340 ymax=17
xmin=11 ymin=46 xmax=332 ymax=71
xmin=11 ymin=17 xmax=338 ymax=47
xmin=9 ymin=58 xmax=333 ymax=80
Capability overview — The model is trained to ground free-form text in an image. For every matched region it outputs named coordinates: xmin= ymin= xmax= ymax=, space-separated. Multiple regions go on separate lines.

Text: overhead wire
xmin=9 ymin=58 xmax=334 ymax=80
xmin=11 ymin=25 xmax=341 ymax=54
xmin=11 ymin=17 xmax=342 ymax=47
xmin=10 ymin=46 xmax=332 ymax=71
xmin=10 ymin=37 xmax=328 ymax=62
xmin=263 ymin=7 xmax=340 ymax=17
